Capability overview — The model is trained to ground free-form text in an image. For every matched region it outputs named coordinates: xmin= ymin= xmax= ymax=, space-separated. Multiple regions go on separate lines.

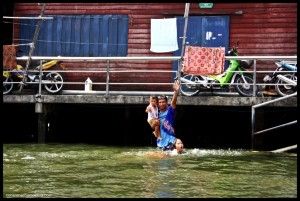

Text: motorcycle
xmin=179 ymin=44 xmax=257 ymax=97
xmin=262 ymin=60 xmax=297 ymax=96
xmin=3 ymin=60 xmax=64 ymax=95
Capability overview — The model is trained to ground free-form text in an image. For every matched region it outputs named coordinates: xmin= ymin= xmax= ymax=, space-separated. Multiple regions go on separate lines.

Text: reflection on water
xmin=3 ymin=144 xmax=297 ymax=198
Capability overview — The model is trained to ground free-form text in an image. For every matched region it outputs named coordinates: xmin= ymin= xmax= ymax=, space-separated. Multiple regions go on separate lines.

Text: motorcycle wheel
xmin=44 ymin=72 xmax=63 ymax=93
xmin=234 ymin=74 xmax=257 ymax=97
xmin=275 ymin=74 xmax=297 ymax=96
xmin=180 ymin=74 xmax=200 ymax=96
xmin=3 ymin=76 xmax=13 ymax=95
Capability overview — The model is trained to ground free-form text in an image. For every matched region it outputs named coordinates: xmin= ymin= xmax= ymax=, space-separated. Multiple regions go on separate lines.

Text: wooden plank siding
xmin=12 ymin=3 xmax=297 ymax=91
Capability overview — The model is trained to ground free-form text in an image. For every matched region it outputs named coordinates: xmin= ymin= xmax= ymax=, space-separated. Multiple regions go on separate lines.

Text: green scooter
xmin=179 ymin=44 xmax=257 ymax=96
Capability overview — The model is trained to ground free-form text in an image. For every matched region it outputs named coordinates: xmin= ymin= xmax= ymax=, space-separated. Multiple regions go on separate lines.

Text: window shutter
xmin=19 ymin=15 xmax=128 ymax=57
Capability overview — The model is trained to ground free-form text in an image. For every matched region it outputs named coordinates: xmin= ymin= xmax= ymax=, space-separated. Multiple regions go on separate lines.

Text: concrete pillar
xmin=35 ymin=102 xmax=43 ymax=113
xmin=36 ymin=103 xmax=51 ymax=144
xmin=37 ymin=112 xmax=47 ymax=143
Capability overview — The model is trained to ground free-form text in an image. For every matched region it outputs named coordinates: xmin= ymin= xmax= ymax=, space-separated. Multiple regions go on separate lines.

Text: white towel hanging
xmin=150 ymin=18 xmax=178 ymax=53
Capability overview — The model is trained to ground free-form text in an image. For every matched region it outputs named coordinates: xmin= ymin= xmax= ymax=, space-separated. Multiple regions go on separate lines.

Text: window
xmin=19 ymin=15 xmax=129 ymax=56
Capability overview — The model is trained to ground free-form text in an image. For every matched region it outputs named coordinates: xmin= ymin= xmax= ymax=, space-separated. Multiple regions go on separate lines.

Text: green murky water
xmin=3 ymin=144 xmax=297 ymax=198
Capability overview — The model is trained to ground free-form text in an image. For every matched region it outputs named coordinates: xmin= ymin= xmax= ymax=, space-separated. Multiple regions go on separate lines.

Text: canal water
xmin=3 ymin=144 xmax=297 ymax=198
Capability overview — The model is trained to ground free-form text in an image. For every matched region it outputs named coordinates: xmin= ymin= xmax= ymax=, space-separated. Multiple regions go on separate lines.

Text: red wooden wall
xmin=12 ymin=3 xmax=297 ymax=91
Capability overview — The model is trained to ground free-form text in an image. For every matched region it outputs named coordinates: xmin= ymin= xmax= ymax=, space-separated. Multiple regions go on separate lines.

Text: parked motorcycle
xmin=262 ymin=60 xmax=297 ymax=96
xmin=3 ymin=60 xmax=64 ymax=95
xmin=179 ymin=44 xmax=257 ymax=96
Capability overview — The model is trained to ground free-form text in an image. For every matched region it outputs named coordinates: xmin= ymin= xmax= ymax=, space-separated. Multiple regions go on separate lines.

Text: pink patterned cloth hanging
xmin=182 ymin=46 xmax=225 ymax=75
xmin=3 ymin=45 xmax=17 ymax=69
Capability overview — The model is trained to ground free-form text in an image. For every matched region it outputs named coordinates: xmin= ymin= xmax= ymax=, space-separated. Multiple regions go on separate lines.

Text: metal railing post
xmin=38 ymin=60 xmax=43 ymax=96
xmin=252 ymin=59 xmax=257 ymax=97
xmin=251 ymin=106 xmax=255 ymax=150
xmin=105 ymin=60 xmax=110 ymax=97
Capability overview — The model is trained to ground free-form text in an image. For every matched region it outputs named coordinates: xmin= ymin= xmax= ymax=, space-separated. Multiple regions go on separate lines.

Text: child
xmin=145 ymin=96 xmax=161 ymax=139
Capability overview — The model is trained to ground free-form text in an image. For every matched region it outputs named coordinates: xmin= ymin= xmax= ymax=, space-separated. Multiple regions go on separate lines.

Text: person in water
xmin=156 ymin=80 xmax=184 ymax=154
xmin=145 ymin=139 xmax=184 ymax=159
xmin=145 ymin=96 xmax=161 ymax=139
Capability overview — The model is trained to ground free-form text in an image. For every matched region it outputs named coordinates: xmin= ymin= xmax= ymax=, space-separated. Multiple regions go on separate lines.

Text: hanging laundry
xmin=3 ymin=45 xmax=17 ymax=69
xmin=182 ymin=46 xmax=225 ymax=75
xmin=150 ymin=18 xmax=178 ymax=53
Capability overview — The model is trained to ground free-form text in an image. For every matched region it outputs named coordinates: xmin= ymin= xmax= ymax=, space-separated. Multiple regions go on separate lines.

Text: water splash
xmin=21 ymin=155 xmax=36 ymax=160
xmin=186 ymin=148 xmax=244 ymax=157
xmin=121 ymin=148 xmax=244 ymax=158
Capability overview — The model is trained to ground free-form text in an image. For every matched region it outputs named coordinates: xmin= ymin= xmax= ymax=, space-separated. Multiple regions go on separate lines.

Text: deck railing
xmin=3 ymin=55 xmax=297 ymax=96
xmin=251 ymin=92 xmax=297 ymax=152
